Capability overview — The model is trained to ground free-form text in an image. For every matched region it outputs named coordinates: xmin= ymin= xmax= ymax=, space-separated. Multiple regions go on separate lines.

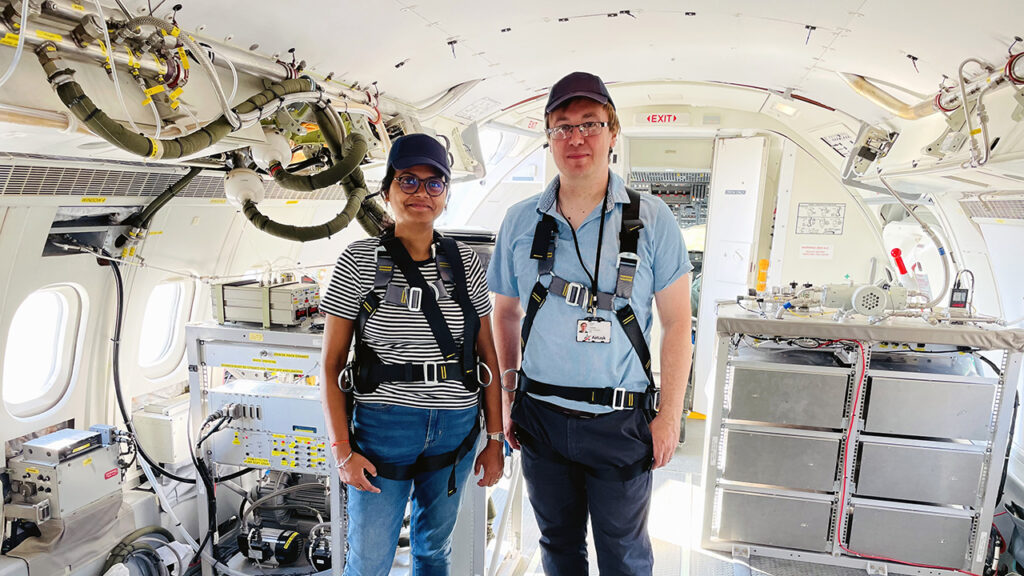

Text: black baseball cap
xmin=545 ymin=71 xmax=615 ymax=114
xmin=387 ymin=133 xmax=451 ymax=179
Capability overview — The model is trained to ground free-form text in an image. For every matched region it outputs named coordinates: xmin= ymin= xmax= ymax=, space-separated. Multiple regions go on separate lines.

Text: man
xmin=488 ymin=71 xmax=693 ymax=575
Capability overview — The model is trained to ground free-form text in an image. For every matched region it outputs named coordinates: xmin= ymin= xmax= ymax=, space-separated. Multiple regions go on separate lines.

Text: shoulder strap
xmin=619 ymin=187 xmax=643 ymax=255
xmin=382 ymin=235 xmax=459 ymax=362
xmin=438 ymin=236 xmax=481 ymax=389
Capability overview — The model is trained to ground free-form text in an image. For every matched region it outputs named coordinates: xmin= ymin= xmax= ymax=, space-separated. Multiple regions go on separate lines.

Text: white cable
xmin=0 ymin=3 xmax=31 ymax=90
xmin=207 ymin=46 xmax=238 ymax=104
xmin=94 ymin=0 xmax=145 ymax=135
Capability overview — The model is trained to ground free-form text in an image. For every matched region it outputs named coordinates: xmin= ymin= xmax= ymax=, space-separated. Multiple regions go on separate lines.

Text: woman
xmin=320 ymin=133 xmax=504 ymax=576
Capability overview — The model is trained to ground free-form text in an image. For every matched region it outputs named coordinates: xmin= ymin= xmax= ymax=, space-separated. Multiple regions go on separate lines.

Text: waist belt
xmin=515 ymin=425 xmax=651 ymax=482
xmin=356 ymin=417 xmax=480 ymax=497
xmin=361 ymin=361 xmax=464 ymax=386
xmin=519 ymin=374 xmax=659 ymax=412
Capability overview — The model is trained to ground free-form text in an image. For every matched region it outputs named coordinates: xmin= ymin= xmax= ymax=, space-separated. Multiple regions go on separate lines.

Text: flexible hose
xmin=36 ymin=45 xmax=314 ymax=159
xmin=93 ymin=0 xmax=145 ymax=135
xmin=0 ymin=2 xmax=31 ymax=90
xmin=101 ymin=526 xmax=175 ymax=573
xmin=115 ymin=167 xmax=203 ymax=245
xmin=269 ymin=131 xmax=366 ymax=192
xmin=877 ymin=173 xmax=952 ymax=309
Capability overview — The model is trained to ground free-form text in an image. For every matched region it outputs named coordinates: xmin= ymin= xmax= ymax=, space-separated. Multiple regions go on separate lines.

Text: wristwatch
xmin=486 ymin=431 xmax=505 ymax=444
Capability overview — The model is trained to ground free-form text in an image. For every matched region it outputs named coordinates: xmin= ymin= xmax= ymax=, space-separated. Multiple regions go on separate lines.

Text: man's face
xmin=547 ymin=99 xmax=617 ymax=182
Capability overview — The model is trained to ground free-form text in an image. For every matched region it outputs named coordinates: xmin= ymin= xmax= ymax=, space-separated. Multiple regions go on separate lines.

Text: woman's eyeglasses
xmin=395 ymin=174 xmax=448 ymax=197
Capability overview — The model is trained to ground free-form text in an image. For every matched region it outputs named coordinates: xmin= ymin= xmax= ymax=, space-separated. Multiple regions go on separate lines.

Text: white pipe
xmin=0 ymin=3 xmax=31 ymax=90
xmin=93 ymin=0 xmax=145 ymax=135
xmin=958 ymin=58 xmax=994 ymax=168
xmin=837 ymin=72 xmax=938 ymax=120
xmin=415 ymin=79 xmax=483 ymax=120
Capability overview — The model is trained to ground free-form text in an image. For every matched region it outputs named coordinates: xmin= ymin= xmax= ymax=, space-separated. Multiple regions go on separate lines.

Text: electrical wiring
xmin=0 ymin=3 xmax=31 ymax=91
xmin=93 ymin=0 xmax=147 ymax=136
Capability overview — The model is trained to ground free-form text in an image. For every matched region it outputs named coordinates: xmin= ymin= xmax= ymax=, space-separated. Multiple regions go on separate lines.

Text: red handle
xmin=891 ymin=248 xmax=908 ymax=275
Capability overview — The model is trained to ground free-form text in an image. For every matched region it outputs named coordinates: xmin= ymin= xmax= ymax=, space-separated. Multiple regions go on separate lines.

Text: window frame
xmin=3 ymin=284 xmax=86 ymax=418
xmin=139 ymin=278 xmax=195 ymax=380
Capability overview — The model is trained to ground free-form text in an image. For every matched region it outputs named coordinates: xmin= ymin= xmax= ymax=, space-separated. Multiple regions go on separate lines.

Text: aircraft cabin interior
xmin=1 ymin=1 xmax=1024 ymax=575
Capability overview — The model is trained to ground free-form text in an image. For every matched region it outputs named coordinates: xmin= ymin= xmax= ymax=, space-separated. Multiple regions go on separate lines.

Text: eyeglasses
xmin=545 ymin=121 xmax=609 ymax=140
xmin=395 ymin=174 xmax=448 ymax=197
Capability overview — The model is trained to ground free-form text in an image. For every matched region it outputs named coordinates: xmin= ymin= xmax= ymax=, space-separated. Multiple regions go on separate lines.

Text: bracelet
xmin=337 ymin=452 xmax=355 ymax=469
xmin=330 ymin=440 xmax=350 ymax=448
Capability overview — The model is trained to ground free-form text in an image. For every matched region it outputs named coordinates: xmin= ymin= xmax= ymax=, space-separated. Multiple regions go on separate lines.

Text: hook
xmin=1011 ymin=36 xmax=1023 ymax=55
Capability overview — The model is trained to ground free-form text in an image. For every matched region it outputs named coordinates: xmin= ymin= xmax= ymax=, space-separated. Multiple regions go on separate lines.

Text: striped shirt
xmin=321 ymin=236 xmax=492 ymax=409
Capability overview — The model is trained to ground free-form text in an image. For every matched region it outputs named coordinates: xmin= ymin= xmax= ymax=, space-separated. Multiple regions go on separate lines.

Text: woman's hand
xmin=338 ymin=452 xmax=381 ymax=494
xmin=474 ymin=440 xmax=505 ymax=487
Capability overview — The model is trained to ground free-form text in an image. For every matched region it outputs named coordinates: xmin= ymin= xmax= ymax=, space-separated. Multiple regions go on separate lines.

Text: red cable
xmin=822 ymin=339 xmax=981 ymax=576
xmin=995 ymin=510 xmax=1007 ymax=517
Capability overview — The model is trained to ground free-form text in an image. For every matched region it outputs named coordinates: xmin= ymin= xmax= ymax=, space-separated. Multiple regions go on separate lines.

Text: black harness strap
xmin=520 ymin=374 xmax=657 ymax=412
xmin=515 ymin=425 xmax=651 ymax=482
xmin=383 ymin=235 xmax=459 ymax=361
xmin=440 ymin=236 xmax=481 ymax=386
xmin=360 ymin=417 xmax=480 ymax=497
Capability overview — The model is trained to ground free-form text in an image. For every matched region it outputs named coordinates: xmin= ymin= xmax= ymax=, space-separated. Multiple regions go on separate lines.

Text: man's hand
xmin=649 ymin=413 xmax=680 ymax=469
xmin=503 ymin=398 xmax=521 ymax=450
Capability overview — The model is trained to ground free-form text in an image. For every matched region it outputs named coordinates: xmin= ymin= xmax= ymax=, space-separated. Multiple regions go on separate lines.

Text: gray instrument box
xmin=848 ymin=500 xmax=973 ymax=569
xmin=729 ymin=362 xmax=850 ymax=429
xmin=212 ymin=280 xmax=320 ymax=327
xmin=856 ymin=438 xmax=984 ymax=506
xmin=865 ymin=371 xmax=995 ymax=440
xmin=7 ymin=431 xmax=122 ymax=521
xmin=716 ymin=489 xmax=833 ymax=552
xmin=723 ymin=429 xmax=839 ymax=492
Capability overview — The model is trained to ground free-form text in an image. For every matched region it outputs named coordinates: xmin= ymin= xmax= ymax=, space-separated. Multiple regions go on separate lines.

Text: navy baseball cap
xmin=387 ymin=133 xmax=451 ymax=179
xmin=545 ymin=71 xmax=615 ymax=114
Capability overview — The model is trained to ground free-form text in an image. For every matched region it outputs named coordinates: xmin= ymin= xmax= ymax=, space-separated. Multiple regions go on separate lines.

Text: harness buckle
xmin=611 ymin=387 xmax=628 ymax=410
xmin=650 ymin=389 xmax=661 ymax=412
xmin=339 ymin=364 xmax=354 ymax=392
xmin=423 ymin=361 xmax=439 ymax=384
xmin=565 ymin=282 xmax=588 ymax=308
xmin=500 ymin=368 xmax=520 ymax=392
xmin=407 ymin=287 xmax=423 ymax=312
xmin=476 ymin=361 xmax=493 ymax=387
xmin=616 ymin=252 xmax=640 ymax=269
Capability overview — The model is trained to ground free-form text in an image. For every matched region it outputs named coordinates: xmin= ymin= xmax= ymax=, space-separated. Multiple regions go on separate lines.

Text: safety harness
xmin=508 ymin=188 xmax=659 ymax=480
xmin=344 ymin=231 xmax=490 ymax=496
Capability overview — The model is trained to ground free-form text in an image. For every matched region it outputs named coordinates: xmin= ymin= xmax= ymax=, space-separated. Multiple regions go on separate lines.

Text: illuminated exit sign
xmin=637 ymin=112 xmax=689 ymax=125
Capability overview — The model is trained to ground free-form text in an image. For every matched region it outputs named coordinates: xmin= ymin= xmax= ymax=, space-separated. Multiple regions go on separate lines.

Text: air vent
xmin=959 ymin=198 xmax=1024 ymax=220
xmin=0 ymin=156 xmax=350 ymax=201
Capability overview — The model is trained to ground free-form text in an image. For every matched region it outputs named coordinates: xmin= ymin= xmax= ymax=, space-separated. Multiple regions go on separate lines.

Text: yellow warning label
xmin=170 ymin=26 xmax=181 ymax=37
xmin=0 ymin=33 xmax=18 ymax=47
xmin=252 ymin=358 xmax=277 ymax=364
xmin=272 ymin=450 xmax=289 ymax=457
xmin=141 ymin=97 xmax=152 ymax=106
xmin=36 ymin=30 xmax=63 ymax=42
xmin=149 ymin=231 xmax=163 ymax=235
xmin=232 ymin=438 xmax=240 ymax=445
xmin=83 ymin=457 xmax=93 ymax=466
xmin=295 ymin=437 xmax=312 ymax=443
xmin=248 ymin=332 xmax=264 ymax=342
xmin=274 ymin=352 xmax=310 ymax=359
xmin=72 ymin=443 xmax=92 ymax=453
xmin=220 ymin=363 xmax=304 ymax=374
xmin=169 ymin=87 xmax=184 ymax=100
xmin=26 ymin=467 xmax=39 ymax=475
xmin=272 ymin=434 xmax=286 ymax=439
xmin=971 ymin=128 xmax=982 ymax=135
xmin=145 ymin=85 xmax=165 ymax=96
xmin=177 ymin=46 xmax=190 ymax=70
xmin=80 ymin=197 xmax=107 ymax=204
xmin=209 ymin=198 xmax=227 ymax=204
xmin=285 ymin=200 xmax=299 ymax=205
xmin=148 ymin=138 xmax=158 ymax=158
xmin=169 ymin=101 xmax=179 ymax=110
xmin=243 ymin=457 xmax=270 ymax=466
xmin=71 ymin=2 xmax=85 ymax=9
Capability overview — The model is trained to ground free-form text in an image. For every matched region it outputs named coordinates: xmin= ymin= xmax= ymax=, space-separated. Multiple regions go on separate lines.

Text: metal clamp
xmin=616 ymin=252 xmax=640 ymax=268
xmin=339 ymin=365 xmax=354 ymax=392
xmin=423 ymin=361 xmax=439 ymax=384
xmin=500 ymin=368 xmax=520 ymax=392
xmin=407 ymin=286 xmax=423 ymax=312
xmin=611 ymin=387 xmax=628 ymax=410
xmin=477 ymin=362 xmax=493 ymax=387
xmin=565 ymin=282 xmax=588 ymax=307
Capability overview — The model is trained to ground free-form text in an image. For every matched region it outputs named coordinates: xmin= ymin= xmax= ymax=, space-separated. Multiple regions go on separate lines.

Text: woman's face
xmin=386 ymin=164 xmax=448 ymax=227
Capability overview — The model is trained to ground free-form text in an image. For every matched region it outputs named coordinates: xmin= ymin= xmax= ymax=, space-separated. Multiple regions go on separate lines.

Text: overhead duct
xmin=837 ymin=73 xmax=939 ymax=120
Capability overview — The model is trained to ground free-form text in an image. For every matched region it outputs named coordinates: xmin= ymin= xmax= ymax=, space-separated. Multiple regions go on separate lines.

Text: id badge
xmin=576 ymin=317 xmax=611 ymax=344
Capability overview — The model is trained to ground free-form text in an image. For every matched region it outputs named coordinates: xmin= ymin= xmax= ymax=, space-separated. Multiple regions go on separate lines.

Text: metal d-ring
xmin=500 ymin=368 xmax=520 ymax=392
xmin=476 ymin=362 xmax=493 ymax=387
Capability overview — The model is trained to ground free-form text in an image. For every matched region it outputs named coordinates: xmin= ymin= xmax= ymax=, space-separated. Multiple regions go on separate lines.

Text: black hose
xmin=268 ymin=131 xmax=367 ymax=192
xmin=116 ymin=167 xmax=203 ymax=247
xmin=102 ymin=525 xmax=175 ymax=572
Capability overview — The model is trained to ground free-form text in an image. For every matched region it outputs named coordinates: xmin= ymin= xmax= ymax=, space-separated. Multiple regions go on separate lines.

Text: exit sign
xmin=637 ymin=112 xmax=689 ymax=125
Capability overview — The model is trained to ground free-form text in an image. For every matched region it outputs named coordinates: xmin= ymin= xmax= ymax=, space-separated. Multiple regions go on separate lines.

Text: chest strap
xmin=357 ymin=416 xmax=480 ymax=497
xmin=349 ymin=233 xmax=485 ymax=394
xmin=518 ymin=373 xmax=658 ymax=412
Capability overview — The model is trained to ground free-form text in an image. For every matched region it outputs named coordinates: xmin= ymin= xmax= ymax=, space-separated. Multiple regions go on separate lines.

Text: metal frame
xmin=701 ymin=321 xmax=1022 ymax=576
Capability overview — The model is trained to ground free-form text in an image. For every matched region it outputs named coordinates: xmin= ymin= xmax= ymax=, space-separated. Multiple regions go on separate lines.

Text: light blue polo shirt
xmin=488 ymin=171 xmax=692 ymax=413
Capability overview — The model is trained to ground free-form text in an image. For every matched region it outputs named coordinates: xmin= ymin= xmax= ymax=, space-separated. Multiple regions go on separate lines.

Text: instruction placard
xmin=799 ymin=244 xmax=834 ymax=259
xmin=796 ymin=202 xmax=846 ymax=235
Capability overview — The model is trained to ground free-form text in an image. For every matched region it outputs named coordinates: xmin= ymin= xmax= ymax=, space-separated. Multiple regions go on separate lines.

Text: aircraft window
xmin=138 ymin=280 xmax=192 ymax=372
xmin=3 ymin=285 xmax=84 ymax=417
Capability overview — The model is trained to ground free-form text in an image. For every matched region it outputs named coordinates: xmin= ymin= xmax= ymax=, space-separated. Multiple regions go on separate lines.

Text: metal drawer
xmin=717 ymin=489 xmax=833 ymax=552
xmin=723 ymin=429 xmax=839 ymax=492
xmin=730 ymin=362 xmax=850 ymax=428
xmin=848 ymin=500 xmax=973 ymax=569
xmin=856 ymin=438 xmax=984 ymax=506
xmin=864 ymin=372 xmax=995 ymax=440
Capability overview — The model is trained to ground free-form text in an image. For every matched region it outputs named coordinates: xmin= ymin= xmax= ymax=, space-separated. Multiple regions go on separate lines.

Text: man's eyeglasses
xmin=395 ymin=174 xmax=448 ymax=197
xmin=545 ymin=121 xmax=609 ymax=140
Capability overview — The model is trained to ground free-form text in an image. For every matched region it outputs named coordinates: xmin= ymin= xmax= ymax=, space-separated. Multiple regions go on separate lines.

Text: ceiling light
xmin=773 ymin=101 xmax=799 ymax=116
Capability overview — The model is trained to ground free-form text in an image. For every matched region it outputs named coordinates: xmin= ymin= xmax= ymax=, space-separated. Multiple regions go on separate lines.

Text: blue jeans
xmin=344 ymin=403 xmax=479 ymax=576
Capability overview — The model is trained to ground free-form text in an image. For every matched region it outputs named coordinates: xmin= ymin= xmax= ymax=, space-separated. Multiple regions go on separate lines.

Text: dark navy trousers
xmin=512 ymin=393 xmax=654 ymax=576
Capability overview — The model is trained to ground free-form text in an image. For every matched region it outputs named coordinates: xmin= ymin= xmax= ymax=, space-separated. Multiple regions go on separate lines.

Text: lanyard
xmin=561 ymin=186 xmax=609 ymax=315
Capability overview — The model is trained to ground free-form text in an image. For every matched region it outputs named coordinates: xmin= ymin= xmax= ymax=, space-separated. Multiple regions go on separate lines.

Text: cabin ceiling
xmin=162 ymin=0 xmax=1023 ymax=124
